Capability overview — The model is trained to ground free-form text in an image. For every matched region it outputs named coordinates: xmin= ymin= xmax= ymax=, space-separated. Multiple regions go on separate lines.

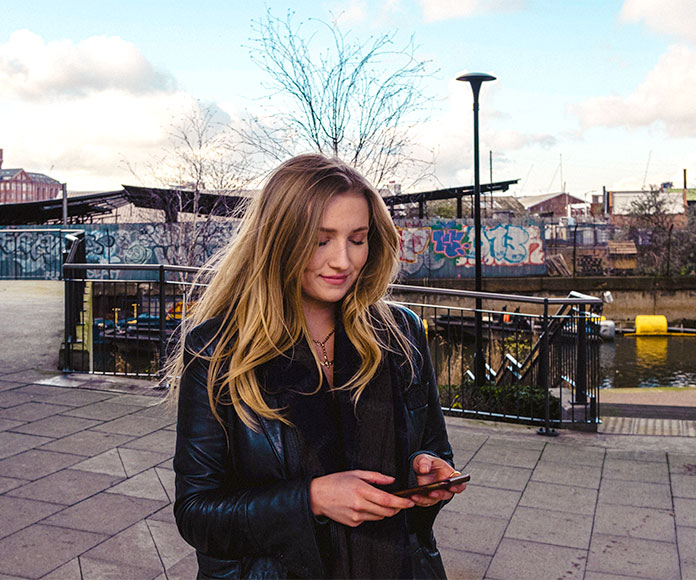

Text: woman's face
xmin=301 ymin=191 xmax=370 ymax=312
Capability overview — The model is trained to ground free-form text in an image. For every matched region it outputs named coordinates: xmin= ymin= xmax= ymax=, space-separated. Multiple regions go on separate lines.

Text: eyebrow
xmin=318 ymin=226 xmax=369 ymax=234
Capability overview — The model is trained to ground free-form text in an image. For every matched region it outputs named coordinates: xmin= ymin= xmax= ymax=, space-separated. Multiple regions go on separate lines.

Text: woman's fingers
xmin=310 ymin=471 xmax=415 ymax=527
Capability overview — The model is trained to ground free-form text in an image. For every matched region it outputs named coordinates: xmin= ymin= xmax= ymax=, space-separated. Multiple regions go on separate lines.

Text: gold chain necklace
xmin=312 ymin=329 xmax=335 ymax=367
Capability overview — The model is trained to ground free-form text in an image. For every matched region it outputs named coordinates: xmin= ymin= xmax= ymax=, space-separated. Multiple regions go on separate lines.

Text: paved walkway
xmin=1 ymin=281 xmax=696 ymax=579
xmin=1 ymin=367 xmax=695 ymax=579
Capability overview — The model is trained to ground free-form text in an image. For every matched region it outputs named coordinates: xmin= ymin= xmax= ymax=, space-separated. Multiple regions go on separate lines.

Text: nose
xmin=328 ymin=240 xmax=351 ymax=270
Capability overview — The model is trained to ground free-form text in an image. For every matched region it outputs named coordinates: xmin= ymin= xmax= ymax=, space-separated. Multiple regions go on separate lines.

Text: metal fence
xmin=63 ymin=240 xmax=604 ymax=431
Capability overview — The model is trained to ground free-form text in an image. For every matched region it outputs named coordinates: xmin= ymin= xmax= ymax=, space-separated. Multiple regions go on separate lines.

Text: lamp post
xmin=457 ymin=72 xmax=496 ymax=389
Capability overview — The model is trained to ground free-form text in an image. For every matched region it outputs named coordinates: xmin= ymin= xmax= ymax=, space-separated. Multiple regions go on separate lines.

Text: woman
xmin=169 ymin=154 xmax=466 ymax=579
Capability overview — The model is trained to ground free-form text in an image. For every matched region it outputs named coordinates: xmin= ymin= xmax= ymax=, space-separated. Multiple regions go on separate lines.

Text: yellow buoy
xmin=635 ymin=315 xmax=668 ymax=335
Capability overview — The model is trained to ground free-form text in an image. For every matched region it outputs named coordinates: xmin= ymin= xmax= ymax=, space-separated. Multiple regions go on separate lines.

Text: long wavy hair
xmin=165 ymin=153 xmax=411 ymax=430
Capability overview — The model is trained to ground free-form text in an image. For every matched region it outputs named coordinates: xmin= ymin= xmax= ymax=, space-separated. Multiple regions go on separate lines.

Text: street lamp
xmin=457 ymin=72 xmax=496 ymax=389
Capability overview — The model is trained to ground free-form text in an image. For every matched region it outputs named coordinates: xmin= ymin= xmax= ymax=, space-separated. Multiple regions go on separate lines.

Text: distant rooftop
xmin=0 ymin=168 xmax=61 ymax=184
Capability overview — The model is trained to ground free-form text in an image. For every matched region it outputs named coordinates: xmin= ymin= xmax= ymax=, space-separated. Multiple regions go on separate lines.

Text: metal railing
xmin=63 ymin=238 xmax=604 ymax=431
xmin=390 ymin=284 xmax=603 ymax=432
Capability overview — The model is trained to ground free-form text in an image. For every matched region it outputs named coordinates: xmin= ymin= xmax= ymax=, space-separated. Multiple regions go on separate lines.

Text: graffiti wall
xmin=0 ymin=222 xmax=241 ymax=280
xmin=2 ymin=218 xmax=544 ymax=280
xmin=395 ymin=219 xmax=545 ymax=278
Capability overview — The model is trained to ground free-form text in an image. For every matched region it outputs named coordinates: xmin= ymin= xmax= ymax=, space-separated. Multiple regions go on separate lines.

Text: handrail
xmin=390 ymin=283 xmax=602 ymax=306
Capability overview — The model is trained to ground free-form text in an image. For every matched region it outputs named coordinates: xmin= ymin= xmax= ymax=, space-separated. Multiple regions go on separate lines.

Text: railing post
xmin=576 ymin=305 xmax=587 ymax=405
xmin=62 ymin=243 xmax=72 ymax=373
xmin=158 ymin=265 xmax=166 ymax=374
xmin=538 ymin=298 xmax=556 ymax=436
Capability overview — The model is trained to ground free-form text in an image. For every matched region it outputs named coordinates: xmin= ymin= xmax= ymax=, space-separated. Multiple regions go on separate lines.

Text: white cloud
xmin=328 ymin=0 xmax=368 ymax=25
xmin=0 ymin=30 xmax=216 ymax=190
xmin=621 ymin=0 xmax=696 ymax=44
xmin=0 ymin=30 xmax=174 ymax=101
xmin=571 ymin=44 xmax=696 ymax=136
xmin=419 ymin=0 xmax=525 ymax=23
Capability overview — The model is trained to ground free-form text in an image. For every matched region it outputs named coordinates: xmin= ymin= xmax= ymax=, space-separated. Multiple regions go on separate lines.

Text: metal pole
xmin=62 ymin=183 xmax=68 ymax=227
xmin=457 ymin=73 xmax=495 ymax=388
xmin=538 ymin=298 xmax=557 ymax=436
xmin=576 ymin=305 xmax=587 ymax=404
xmin=159 ymin=265 xmax=167 ymax=374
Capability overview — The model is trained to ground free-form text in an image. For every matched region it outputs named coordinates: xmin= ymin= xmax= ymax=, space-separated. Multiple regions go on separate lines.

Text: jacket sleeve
xmin=172 ymin=324 xmax=322 ymax=576
xmin=411 ymin=310 xmax=454 ymax=468
xmin=396 ymin=306 xmax=455 ymax=545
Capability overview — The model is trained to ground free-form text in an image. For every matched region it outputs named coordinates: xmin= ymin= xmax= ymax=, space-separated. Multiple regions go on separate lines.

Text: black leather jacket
xmin=173 ymin=305 xmax=454 ymax=579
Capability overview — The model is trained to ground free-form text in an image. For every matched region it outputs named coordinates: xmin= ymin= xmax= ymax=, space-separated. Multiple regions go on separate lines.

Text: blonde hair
xmin=166 ymin=153 xmax=410 ymax=430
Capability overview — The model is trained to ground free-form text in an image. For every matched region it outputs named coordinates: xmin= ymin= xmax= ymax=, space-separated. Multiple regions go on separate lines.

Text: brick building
xmin=518 ymin=192 xmax=588 ymax=218
xmin=0 ymin=149 xmax=62 ymax=204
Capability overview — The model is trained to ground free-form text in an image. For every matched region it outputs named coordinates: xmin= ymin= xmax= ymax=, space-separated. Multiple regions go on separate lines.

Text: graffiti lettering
xmin=398 ymin=227 xmax=430 ymax=263
xmin=431 ymin=229 xmax=472 ymax=259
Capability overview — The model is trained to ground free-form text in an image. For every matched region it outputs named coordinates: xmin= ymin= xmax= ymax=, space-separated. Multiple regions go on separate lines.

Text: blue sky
xmin=2 ymin=0 xmax=695 ymax=198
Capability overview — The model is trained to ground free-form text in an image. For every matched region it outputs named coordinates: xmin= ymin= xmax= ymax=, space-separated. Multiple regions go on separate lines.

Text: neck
xmin=302 ymin=300 xmax=337 ymax=339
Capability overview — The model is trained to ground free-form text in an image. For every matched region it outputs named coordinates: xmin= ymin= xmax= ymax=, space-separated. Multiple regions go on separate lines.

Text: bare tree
xmin=628 ymin=186 xmax=676 ymax=275
xmin=237 ymin=10 xmax=436 ymax=189
xmin=124 ymin=101 xmax=253 ymax=267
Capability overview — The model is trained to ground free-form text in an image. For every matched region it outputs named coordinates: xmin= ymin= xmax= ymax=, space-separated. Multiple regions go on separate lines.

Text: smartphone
xmin=393 ymin=473 xmax=470 ymax=498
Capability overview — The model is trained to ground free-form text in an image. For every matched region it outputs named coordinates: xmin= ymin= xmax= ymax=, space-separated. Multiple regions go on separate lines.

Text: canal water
xmin=600 ymin=335 xmax=696 ymax=388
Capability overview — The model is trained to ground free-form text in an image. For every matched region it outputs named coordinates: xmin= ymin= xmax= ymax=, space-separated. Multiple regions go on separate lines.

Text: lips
xmin=320 ymin=275 xmax=350 ymax=285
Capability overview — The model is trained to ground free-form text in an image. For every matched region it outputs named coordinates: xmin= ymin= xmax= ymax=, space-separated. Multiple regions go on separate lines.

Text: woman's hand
xmin=410 ymin=454 xmax=467 ymax=507
xmin=310 ymin=470 xmax=415 ymax=527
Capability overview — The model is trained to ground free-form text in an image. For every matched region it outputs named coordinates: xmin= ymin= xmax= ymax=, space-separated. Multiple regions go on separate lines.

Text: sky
xmin=2 ymin=0 xmax=696 ymax=199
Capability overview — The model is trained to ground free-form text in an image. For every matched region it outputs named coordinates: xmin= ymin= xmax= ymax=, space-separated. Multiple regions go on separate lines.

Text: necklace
xmin=312 ymin=329 xmax=335 ymax=367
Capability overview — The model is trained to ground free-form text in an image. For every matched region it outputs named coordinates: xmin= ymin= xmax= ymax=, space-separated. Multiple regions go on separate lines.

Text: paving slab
xmin=598 ymin=479 xmax=672 ymax=510
xmin=90 ymin=414 xmax=172 ymax=437
xmin=485 ymin=538 xmax=587 ymax=580
xmin=463 ymin=461 xmax=532 ymax=492
xmin=602 ymin=457 xmax=670 ymax=484
xmin=69 ymin=448 xmax=128 ymax=477
xmin=504 ymin=505 xmax=593 ymax=549
xmin=519 ymin=481 xmax=598 ymax=515
xmin=106 ymin=467 xmax=170 ymax=501
xmin=0 ymin=495 xmax=63 ymax=539
xmin=7 ymin=468 xmax=122 ymax=505
xmin=39 ymin=430 xmax=133 ymax=456
xmin=668 ymin=452 xmax=696 ymax=473
xmin=40 ymin=557 xmax=81 ymax=580
xmin=10 ymin=415 xmax=101 ymax=438
xmin=434 ymin=510 xmax=507 ymax=555
xmin=472 ymin=443 xmax=541 ymax=469
xmin=605 ymin=449 xmax=668 ymax=463
xmin=677 ymin=525 xmax=696 ymax=580
xmin=0 ymin=402 xmax=71 ymax=422
xmin=531 ymin=460 xmax=602 ymax=489
xmin=0 ymin=417 xmax=25 ymax=432
xmin=540 ymin=444 xmax=605 ymax=467
xmin=47 ymin=389 xmax=116 ymax=407
xmin=118 ymin=447 xmax=172 ymax=477
xmin=587 ymin=533 xmax=680 ymax=580
xmin=80 ymin=520 xmax=165 ymax=577
xmin=146 ymin=518 xmax=196 ymax=570
xmin=0 ymin=524 xmax=106 ymax=579
xmin=162 ymin=551 xmax=199 ymax=580
xmin=672 ymin=473 xmax=696 ymax=499
xmin=0 ymin=431 xmax=52 ymax=460
xmin=120 ymin=428 xmax=176 ymax=453
xmin=43 ymin=491 xmax=167 ymax=535
xmin=439 ymin=547 xmax=490 ymax=580
xmin=62 ymin=400 xmax=137 ymax=421
xmin=444 ymin=483 xmax=521 ymax=520
xmin=0 ymin=449 xmax=83 ymax=480
xmin=79 ymin=556 xmax=161 ymax=580
xmin=593 ymin=504 xmax=676 ymax=542
xmin=674 ymin=496 xmax=696 ymax=527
